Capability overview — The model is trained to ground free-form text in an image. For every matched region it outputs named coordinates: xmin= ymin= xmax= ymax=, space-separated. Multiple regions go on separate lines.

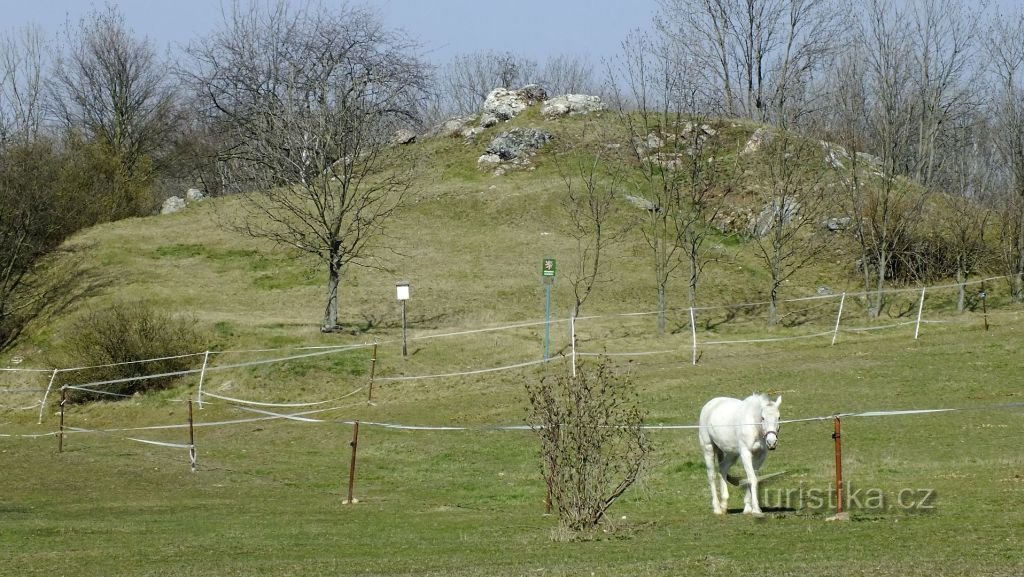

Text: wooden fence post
xmin=368 ymin=344 xmax=378 ymax=403
xmin=344 ymin=421 xmax=361 ymax=504
xmin=832 ymin=416 xmax=847 ymax=519
xmin=58 ymin=387 xmax=66 ymax=453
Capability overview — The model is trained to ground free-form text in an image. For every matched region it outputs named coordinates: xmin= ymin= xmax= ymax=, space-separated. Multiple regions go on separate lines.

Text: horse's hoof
xmin=750 ymin=511 xmax=765 ymax=518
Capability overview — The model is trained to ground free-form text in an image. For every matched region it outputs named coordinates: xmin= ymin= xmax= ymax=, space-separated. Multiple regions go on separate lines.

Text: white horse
xmin=698 ymin=393 xmax=782 ymax=516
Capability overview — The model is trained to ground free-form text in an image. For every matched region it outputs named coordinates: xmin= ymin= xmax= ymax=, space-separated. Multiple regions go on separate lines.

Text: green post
xmin=542 ymin=258 xmax=556 ymax=361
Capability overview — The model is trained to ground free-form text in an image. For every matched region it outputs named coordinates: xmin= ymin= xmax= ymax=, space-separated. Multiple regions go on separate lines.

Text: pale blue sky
xmin=3 ymin=0 xmax=661 ymax=64
xmin=5 ymin=0 xmax=1021 ymax=66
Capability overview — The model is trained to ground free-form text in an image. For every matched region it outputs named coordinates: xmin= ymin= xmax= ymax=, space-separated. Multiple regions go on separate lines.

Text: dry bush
xmin=525 ymin=357 xmax=651 ymax=532
xmin=61 ymin=301 xmax=207 ymax=403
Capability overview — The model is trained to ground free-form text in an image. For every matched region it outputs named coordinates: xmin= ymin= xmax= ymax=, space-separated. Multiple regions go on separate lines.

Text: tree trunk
xmin=322 ymin=259 xmax=340 ymax=332
xmin=955 ymin=260 xmax=967 ymax=314
xmin=656 ymin=282 xmax=667 ymax=335
xmin=871 ymin=252 xmax=888 ymax=319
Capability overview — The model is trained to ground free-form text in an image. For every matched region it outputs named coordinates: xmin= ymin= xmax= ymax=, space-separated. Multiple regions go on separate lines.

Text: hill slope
xmin=2 ymin=108 xmax=1022 ymax=577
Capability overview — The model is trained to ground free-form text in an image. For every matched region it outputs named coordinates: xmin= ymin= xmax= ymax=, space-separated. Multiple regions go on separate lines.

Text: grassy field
xmin=2 ymin=112 xmax=1023 ymax=576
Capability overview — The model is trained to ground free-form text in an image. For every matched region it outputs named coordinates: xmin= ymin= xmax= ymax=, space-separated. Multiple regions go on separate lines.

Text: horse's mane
xmin=747 ymin=392 xmax=771 ymax=404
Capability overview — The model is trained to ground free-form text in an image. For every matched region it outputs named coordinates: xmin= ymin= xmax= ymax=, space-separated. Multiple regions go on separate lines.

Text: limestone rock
xmin=484 ymin=127 xmax=552 ymax=161
xmin=161 ymin=196 xmax=186 ymax=215
xmin=541 ymin=94 xmax=606 ymax=118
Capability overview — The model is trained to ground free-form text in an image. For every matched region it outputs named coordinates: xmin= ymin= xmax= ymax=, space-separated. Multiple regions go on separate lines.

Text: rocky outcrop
xmin=478 ymin=127 xmax=553 ymax=175
xmin=482 ymin=85 xmax=548 ymax=122
xmin=484 ymin=127 xmax=552 ymax=160
xmin=541 ymin=94 xmax=606 ymax=118
xmin=161 ymin=196 xmax=187 ymax=215
xmin=752 ymin=198 xmax=801 ymax=238
xmin=429 ymin=117 xmax=473 ymax=138
xmin=161 ymin=188 xmax=207 ymax=215
xmin=742 ymin=127 xmax=774 ymax=155
xmin=392 ymin=129 xmax=417 ymax=145
xmin=820 ymin=141 xmax=882 ymax=175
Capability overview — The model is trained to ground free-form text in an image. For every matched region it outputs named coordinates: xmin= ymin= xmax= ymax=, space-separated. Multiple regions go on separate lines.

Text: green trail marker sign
xmin=542 ymin=258 xmax=556 ymax=277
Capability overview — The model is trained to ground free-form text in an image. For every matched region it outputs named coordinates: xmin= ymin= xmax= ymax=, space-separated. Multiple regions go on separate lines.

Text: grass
xmin=3 ymin=320 xmax=1022 ymax=577
xmin=2 ymin=112 xmax=1023 ymax=576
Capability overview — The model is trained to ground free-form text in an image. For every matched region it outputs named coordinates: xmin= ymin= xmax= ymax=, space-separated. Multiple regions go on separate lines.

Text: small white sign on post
xmin=397 ymin=282 xmax=410 ymax=356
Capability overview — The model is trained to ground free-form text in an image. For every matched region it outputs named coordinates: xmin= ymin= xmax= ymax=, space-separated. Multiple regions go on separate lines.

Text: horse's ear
xmin=774 ymin=395 xmax=782 ymax=406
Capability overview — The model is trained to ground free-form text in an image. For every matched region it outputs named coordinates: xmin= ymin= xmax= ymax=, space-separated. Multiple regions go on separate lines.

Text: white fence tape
xmin=4 ymin=401 xmax=1021 ymax=440
xmin=201 ymin=392 xmax=335 ymax=408
xmin=127 ymin=437 xmax=194 ymax=450
xmin=374 ymin=357 xmax=559 ymax=382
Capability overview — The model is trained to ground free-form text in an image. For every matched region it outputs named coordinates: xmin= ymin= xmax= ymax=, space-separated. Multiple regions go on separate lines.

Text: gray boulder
xmin=430 ymin=117 xmax=473 ymax=138
xmin=541 ymin=94 xmax=606 ymax=118
xmin=825 ymin=216 xmax=852 ymax=232
xmin=392 ymin=129 xmax=417 ymax=145
xmin=742 ymin=127 xmax=774 ymax=155
xmin=485 ymin=127 xmax=552 ymax=160
xmin=185 ymin=188 xmax=205 ymax=202
xmin=753 ymin=198 xmax=801 ymax=238
xmin=161 ymin=196 xmax=186 ymax=215
xmin=482 ymin=85 xmax=548 ymax=122
xmin=479 ymin=113 xmax=500 ymax=128
xmin=625 ymin=194 xmax=660 ymax=213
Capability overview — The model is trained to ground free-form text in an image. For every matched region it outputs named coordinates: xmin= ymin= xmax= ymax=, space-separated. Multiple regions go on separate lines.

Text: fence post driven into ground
xmin=368 ymin=343 xmax=378 ymax=403
xmin=833 ymin=416 xmax=844 ymax=515
xmin=344 ymin=421 xmax=361 ymax=504
xmin=188 ymin=399 xmax=197 ymax=473
xmin=197 ymin=351 xmax=210 ymax=409
xmin=981 ymin=282 xmax=989 ymax=330
xmin=58 ymin=387 xmax=66 ymax=453
xmin=914 ymin=288 xmax=927 ymax=340
xmin=832 ymin=293 xmax=846 ymax=346
xmin=38 ymin=368 xmax=60 ymax=424
xmin=689 ymin=308 xmax=698 ymax=365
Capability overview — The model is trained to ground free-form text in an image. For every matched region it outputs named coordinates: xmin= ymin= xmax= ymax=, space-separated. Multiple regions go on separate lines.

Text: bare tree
xmin=844 ymin=0 xmax=928 ymax=317
xmin=186 ymin=0 xmax=429 ymax=331
xmin=48 ymin=4 xmax=177 ymax=216
xmin=0 ymin=25 xmax=48 ymax=145
xmin=553 ymin=120 xmax=630 ymax=317
xmin=927 ymin=105 xmax=996 ymax=311
xmin=655 ymin=0 xmax=841 ymax=123
xmin=906 ymin=0 xmax=983 ymax=188
xmin=749 ymin=131 xmax=834 ymax=325
xmin=540 ymin=54 xmax=599 ymax=97
xmin=656 ymin=0 xmax=738 ymax=116
xmin=986 ymin=10 xmax=1024 ymax=301
xmin=767 ymin=0 xmax=843 ymax=126
xmin=611 ymin=32 xmax=732 ymax=333
xmin=437 ymin=50 xmax=539 ymax=116
xmin=0 ymin=140 xmax=63 ymax=351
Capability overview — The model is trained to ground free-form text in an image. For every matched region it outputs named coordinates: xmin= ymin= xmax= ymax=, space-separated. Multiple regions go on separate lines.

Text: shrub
xmin=524 ymin=357 xmax=651 ymax=533
xmin=61 ymin=301 xmax=208 ymax=403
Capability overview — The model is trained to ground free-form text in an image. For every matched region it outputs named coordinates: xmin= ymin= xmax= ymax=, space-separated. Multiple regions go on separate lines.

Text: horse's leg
xmin=717 ymin=450 xmax=734 ymax=514
xmin=739 ymin=448 xmax=762 ymax=515
xmin=702 ymin=442 xmax=724 ymax=514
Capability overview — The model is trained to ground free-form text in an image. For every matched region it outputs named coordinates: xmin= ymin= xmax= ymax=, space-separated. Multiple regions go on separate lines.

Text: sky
xmin=4 ymin=0 xmax=662 ymax=65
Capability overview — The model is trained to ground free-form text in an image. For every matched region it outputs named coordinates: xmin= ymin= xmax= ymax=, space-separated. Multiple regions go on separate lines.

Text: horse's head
xmin=762 ymin=395 xmax=782 ymax=450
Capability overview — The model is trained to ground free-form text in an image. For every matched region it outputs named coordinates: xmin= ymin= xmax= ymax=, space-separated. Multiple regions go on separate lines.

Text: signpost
xmin=542 ymin=258 xmax=556 ymax=360
xmin=396 ymin=282 xmax=410 ymax=357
